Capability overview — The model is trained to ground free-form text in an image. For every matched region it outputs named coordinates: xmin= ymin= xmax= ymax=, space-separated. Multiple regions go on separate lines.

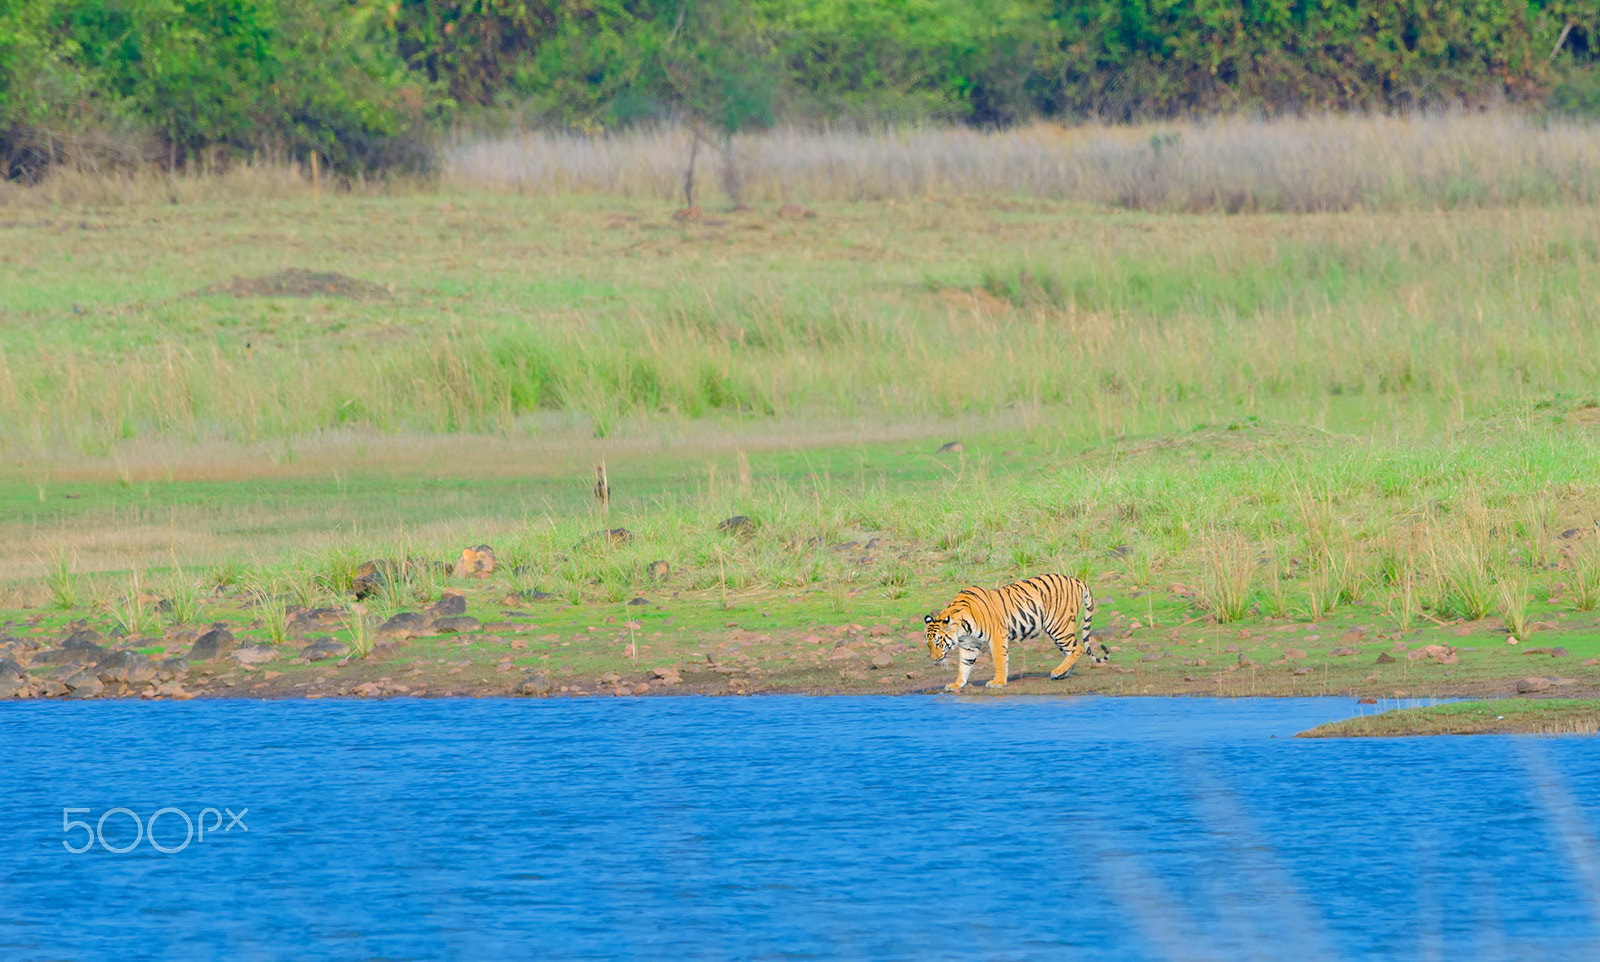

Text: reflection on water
xmin=2 ymin=696 xmax=1597 ymax=960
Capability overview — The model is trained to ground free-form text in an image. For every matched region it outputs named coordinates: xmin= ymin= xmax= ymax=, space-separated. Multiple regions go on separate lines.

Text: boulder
xmin=936 ymin=441 xmax=964 ymax=453
xmin=95 ymin=650 xmax=155 ymax=685
xmin=870 ymin=653 xmax=895 ymax=670
xmin=599 ymin=671 xmax=622 ymax=685
xmin=1517 ymin=677 xmax=1553 ymax=693
xmin=157 ymin=658 xmax=189 ymax=682
xmin=718 ymin=515 xmax=756 ymax=535
xmin=1521 ymin=646 xmax=1570 ymax=658
xmin=61 ymin=629 xmax=105 ymax=650
xmin=433 ymin=616 xmax=480 ymax=634
xmin=301 ymin=638 xmax=350 ymax=662
xmin=353 ymin=560 xmax=398 ymax=600
xmin=231 ymin=645 xmax=280 ymax=667
xmin=457 ymin=545 xmax=496 ymax=577
xmin=627 ymin=597 xmax=651 ymax=606
xmin=33 ymin=646 xmax=100 ymax=667
xmin=1375 ymin=652 xmax=1397 ymax=664
xmin=0 ymin=674 xmax=28 ymax=699
xmin=1329 ymin=647 xmax=1358 ymax=657
xmin=514 ymin=671 xmax=553 ymax=697
xmin=1284 ymin=648 xmax=1307 ymax=660
xmin=0 ymin=657 xmax=24 ymax=680
xmin=428 ymin=593 xmax=468 ymax=617
xmin=62 ymin=668 xmax=105 ymax=698
xmin=378 ymin=611 xmax=433 ymax=639
xmin=188 ymin=628 xmax=236 ymax=662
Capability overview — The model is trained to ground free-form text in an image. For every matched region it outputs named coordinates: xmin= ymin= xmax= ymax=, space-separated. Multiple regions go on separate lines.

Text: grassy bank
xmin=1298 ymin=699 xmax=1600 ymax=737
xmin=3 ymin=185 xmax=1600 ymax=454
xmin=5 ymin=125 xmax=1600 ymax=699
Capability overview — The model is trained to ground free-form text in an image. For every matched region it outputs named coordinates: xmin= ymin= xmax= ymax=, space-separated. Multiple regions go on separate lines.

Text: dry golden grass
xmin=445 ymin=111 xmax=1600 ymax=212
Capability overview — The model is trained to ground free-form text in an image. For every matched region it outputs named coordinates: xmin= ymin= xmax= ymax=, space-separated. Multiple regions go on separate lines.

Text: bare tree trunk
xmin=683 ymin=129 xmax=701 ymax=208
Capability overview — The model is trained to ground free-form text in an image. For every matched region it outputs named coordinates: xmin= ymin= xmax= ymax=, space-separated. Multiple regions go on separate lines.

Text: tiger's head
xmin=923 ymin=601 xmax=975 ymax=664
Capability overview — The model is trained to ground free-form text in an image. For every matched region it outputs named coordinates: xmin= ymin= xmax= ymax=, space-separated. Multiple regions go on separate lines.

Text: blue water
xmin=2 ymin=696 xmax=1598 ymax=960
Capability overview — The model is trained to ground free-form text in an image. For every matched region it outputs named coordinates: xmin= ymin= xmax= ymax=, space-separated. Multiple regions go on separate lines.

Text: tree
xmin=658 ymin=0 xmax=774 ymax=208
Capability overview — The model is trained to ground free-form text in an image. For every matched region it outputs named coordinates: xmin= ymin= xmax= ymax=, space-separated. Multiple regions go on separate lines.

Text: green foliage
xmin=10 ymin=0 xmax=1600 ymax=182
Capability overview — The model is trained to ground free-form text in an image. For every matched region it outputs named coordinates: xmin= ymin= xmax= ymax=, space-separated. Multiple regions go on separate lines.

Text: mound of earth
xmin=197 ymin=268 xmax=389 ymax=299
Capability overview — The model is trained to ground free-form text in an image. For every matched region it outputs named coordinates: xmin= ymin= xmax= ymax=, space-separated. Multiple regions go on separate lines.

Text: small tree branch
xmin=1551 ymin=22 xmax=1575 ymax=62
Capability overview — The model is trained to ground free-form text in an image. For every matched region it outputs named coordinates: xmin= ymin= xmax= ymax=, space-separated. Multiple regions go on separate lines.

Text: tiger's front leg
xmin=944 ymin=645 xmax=982 ymax=692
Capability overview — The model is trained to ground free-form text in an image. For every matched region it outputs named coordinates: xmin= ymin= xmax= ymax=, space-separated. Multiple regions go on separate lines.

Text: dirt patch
xmin=196 ymin=268 xmax=390 ymax=299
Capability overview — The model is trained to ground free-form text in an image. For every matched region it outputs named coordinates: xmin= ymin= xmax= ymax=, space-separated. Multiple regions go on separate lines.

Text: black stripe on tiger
xmin=922 ymin=573 xmax=1107 ymax=692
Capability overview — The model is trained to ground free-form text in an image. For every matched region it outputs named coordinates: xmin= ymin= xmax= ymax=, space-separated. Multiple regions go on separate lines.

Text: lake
xmin=2 ymin=696 xmax=1597 ymax=960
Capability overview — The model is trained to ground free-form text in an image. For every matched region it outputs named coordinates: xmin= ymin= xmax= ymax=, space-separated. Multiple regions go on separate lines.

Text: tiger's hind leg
xmin=1049 ymin=632 xmax=1084 ymax=680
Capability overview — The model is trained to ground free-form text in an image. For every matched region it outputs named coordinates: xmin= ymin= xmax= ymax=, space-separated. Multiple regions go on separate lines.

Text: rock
xmin=378 ymin=611 xmax=433 ymax=639
xmin=1584 ymin=658 xmax=1598 ymax=667
xmin=353 ymin=560 xmax=398 ymax=599
xmin=1329 ymin=647 xmax=1358 ymax=657
xmin=651 ymin=667 xmax=682 ymax=685
xmin=32 ymin=646 xmax=98 ymax=667
xmin=514 ymin=671 xmax=553 ymax=697
xmin=428 ymin=593 xmax=468 ymax=617
xmin=630 ymin=683 xmax=651 ymax=695
xmin=0 ymin=657 xmax=23 ymax=680
xmin=777 ymin=204 xmax=814 ymax=220
xmin=1238 ymin=654 xmax=1256 ymax=668
xmin=1517 ymin=677 xmax=1553 ymax=693
xmin=61 ymin=629 xmax=105 ymax=649
xmin=647 ymin=560 xmax=671 ymax=583
xmin=63 ymin=668 xmax=105 ymax=698
xmin=231 ymin=645 xmax=280 ymax=667
xmin=718 ymin=515 xmax=756 ymax=535
xmin=188 ymin=628 xmax=236 ymax=662
xmin=1358 ymin=696 xmax=1377 ymax=705
xmin=432 ymin=616 xmax=480 ymax=634
xmin=627 ymin=597 xmax=651 ymax=606
xmin=0 ymin=675 xmax=27 ymax=699
xmin=1408 ymin=644 xmax=1456 ymax=664
xmin=1522 ymin=646 xmax=1570 ymax=658
xmin=1292 ymin=667 xmax=1311 ymax=676
xmin=936 ymin=441 xmax=964 ymax=453
xmin=157 ymin=658 xmax=189 ymax=682
xmin=457 ymin=545 xmax=496 ymax=577
xmin=593 ymin=528 xmax=633 ymax=547
xmin=1224 ymin=644 xmax=1239 ymax=653
xmin=351 ymin=682 xmax=382 ymax=697
xmin=1339 ymin=629 xmax=1367 ymax=646
xmin=301 ymin=638 xmax=350 ymax=662
xmin=1284 ymin=648 xmax=1307 ymax=660
xmin=1375 ymin=652 xmax=1397 ymax=664
xmin=870 ymin=653 xmax=894 ymax=669
xmin=95 ymin=650 xmax=155 ymax=684
xmin=599 ymin=671 xmax=622 ymax=685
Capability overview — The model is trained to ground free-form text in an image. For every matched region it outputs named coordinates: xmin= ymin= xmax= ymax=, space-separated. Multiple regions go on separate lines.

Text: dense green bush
xmin=4 ymin=0 xmax=1600 ymax=178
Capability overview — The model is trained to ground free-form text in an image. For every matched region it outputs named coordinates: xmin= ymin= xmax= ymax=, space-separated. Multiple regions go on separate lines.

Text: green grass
xmin=1299 ymin=699 xmax=1600 ymax=738
xmin=3 ymin=186 xmax=1600 ymax=686
xmin=1 ymin=193 xmax=1599 ymax=455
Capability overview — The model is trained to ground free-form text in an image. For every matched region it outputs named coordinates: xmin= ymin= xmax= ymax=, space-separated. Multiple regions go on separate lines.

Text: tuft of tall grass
xmin=251 ymin=583 xmax=290 ymax=645
xmin=109 ymin=570 xmax=156 ymax=637
xmin=162 ymin=571 xmax=206 ymax=625
xmin=1496 ymin=569 xmax=1531 ymax=638
xmin=1569 ymin=540 xmax=1600 ymax=612
xmin=341 ymin=604 xmax=373 ymax=658
xmin=1195 ymin=535 xmax=1254 ymax=622
xmin=46 ymin=556 xmax=77 ymax=611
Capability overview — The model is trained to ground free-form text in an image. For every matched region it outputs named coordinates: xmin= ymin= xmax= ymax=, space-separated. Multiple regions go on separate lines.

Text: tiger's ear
xmin=923 ymin=614 xmax=933 ymax=624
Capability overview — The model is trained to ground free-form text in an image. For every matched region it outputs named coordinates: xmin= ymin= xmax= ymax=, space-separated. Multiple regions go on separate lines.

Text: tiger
xmin=923 ymin=573 xmax=1107 ymax=692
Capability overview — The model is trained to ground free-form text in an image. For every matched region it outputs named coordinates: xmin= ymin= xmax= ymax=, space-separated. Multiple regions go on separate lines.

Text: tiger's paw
xmin=1050 ymin=669 xmax=1072 ymax=680
xmin=942 ymin=682 xmax=964 ymax=693
xmin=984 ymin=679 xmax=1007 ymax=689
